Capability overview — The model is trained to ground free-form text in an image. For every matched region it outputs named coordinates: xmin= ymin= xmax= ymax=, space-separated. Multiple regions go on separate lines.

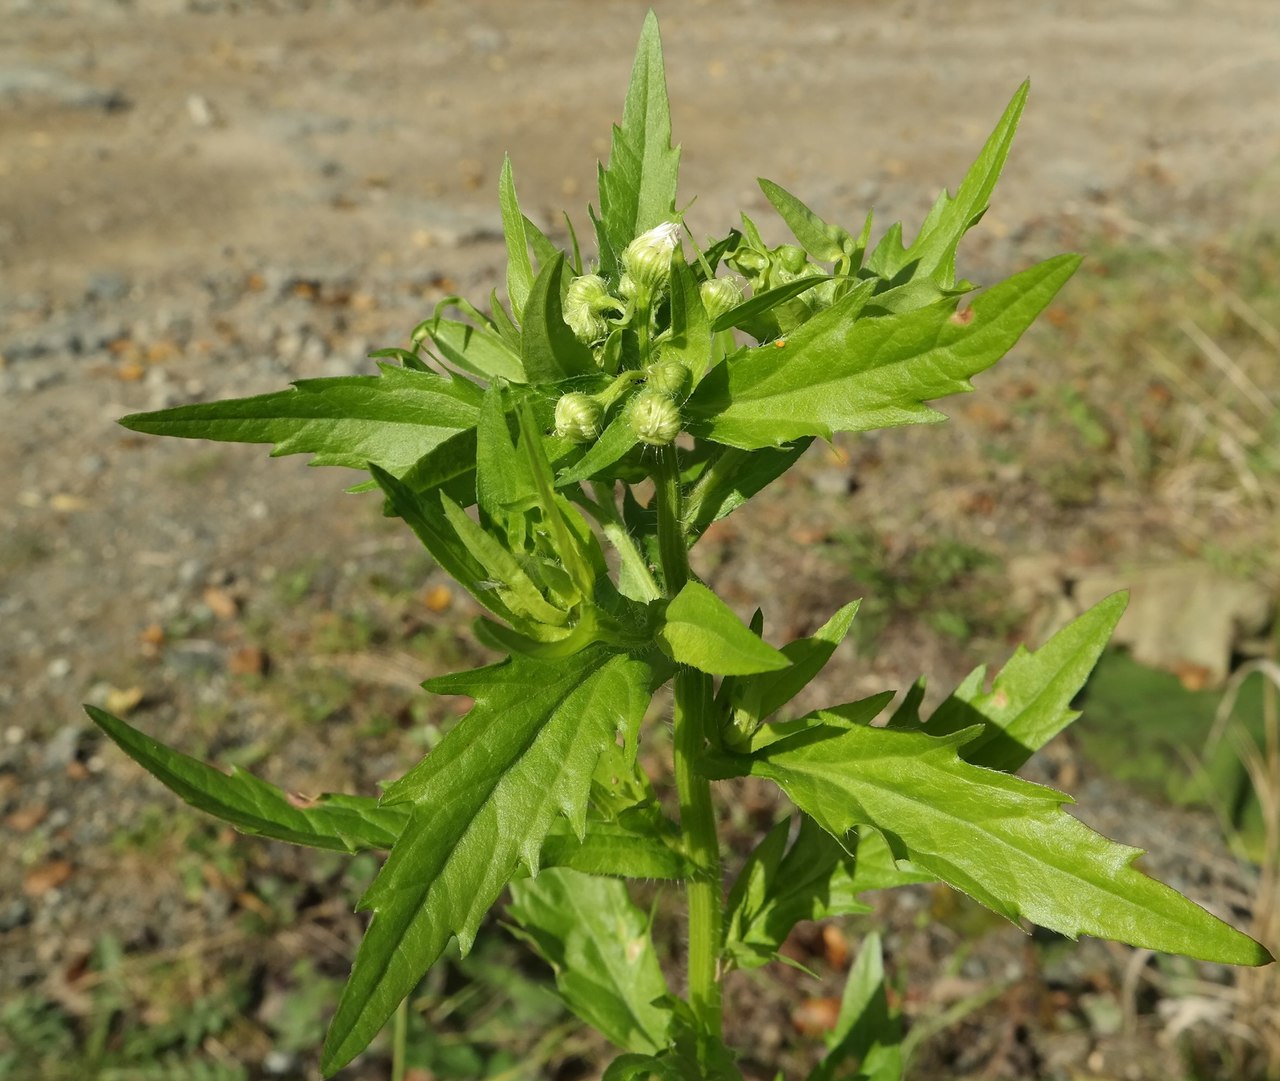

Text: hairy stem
xmin=655 ymin=446 xmax=723 ymax=1037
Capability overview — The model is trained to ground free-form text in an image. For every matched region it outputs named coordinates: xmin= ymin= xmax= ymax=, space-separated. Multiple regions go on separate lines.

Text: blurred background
xmin=1 ymin=1 xmax=1278 ymax=1078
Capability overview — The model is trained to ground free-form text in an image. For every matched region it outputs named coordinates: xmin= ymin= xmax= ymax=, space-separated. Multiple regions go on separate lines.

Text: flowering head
xmin=699 ymin=275 xmax=743 ymax=323
xmin=622 ymin=221 xmax=682 ymax=292
xmin=629 ymin=388 xmax=682 ymax=446
xmin=563 ymin=274 xmax=618 ymax=344
xmin=554 ymin=392 xmax=604 ymax=443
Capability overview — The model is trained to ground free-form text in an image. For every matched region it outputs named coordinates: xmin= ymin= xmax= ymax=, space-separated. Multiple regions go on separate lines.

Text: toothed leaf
xmin=119 ymin=364 xmax=482 ymax=476
xmin=686 ymin=255 xmax=1079 ymax=450
xmin=320 ymin=648 xmax=653 ymax=1074
xmin=85 ymin=706 xmax=407 ymax=852
xmin=722 ymin=718 xmax=1271 ymax=967
xmin=508 ymin=868 xmax=671 ymax=1053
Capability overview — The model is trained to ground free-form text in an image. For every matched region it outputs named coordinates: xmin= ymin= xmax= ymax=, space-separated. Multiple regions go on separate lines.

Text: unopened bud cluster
xmin=629 ymin=389 xmax=682 ymax=446
xmin=622 ymin=221 xmax=682 ymax=292
xmin=554 ymin=392 xmax=604 ymax=443
xmin=699 ymin=275 xmax=743 ymax=323
xmin=564 ymin=274 xmax=620 ymax=345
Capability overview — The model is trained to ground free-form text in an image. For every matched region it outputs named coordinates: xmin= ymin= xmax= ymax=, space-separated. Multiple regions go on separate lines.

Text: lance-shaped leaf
xmin=87 ymin=704 xmax=678 ymax=877
xmin=724 ymin=718 xmax=1271 ymax=967
xmin=414 ymin=305 xmax=525 ymax=383
xmin=724 ymin=815 xmax=875 ymax=971
xmin=682 ymin=442 xmax=810 ymax=539
xmin=921 ymin=592 xmax=1128 ymax=772
xmin=686 ymin=255 xmax=1079 ymax=450
xmin=539 ymin=817 xmax=688 ymax=881
xmin=728 ymin=601 xmax=861 ymax=739
xmin=709 ymin=274 xmax=834 ymax=334
xmin=597 ymin=10 xmax=681 ymax=276
xmin=664 ymin=257 xmax=712 ymax=377
xmin=556 ymin=413 xmax=640 ymax=487
xmin=808 ymin=933 xmax=903 ymax=1081
xmin=395 ymin=427 xmax=477 ymax=504
xmin=869 ymin=82 xmax=1029 ymax=290
xmin=500 ymin=154 xmax=535 ymax=318
xmin=120 ymin=364 xmax=483 ymax=476
xmin=522 ymin=254 xmax=597 ymax=383
xmin=508 ymin=868 xmax=671 ymax=1054
xmin=321 ymin=648 xmax=653 ymax=1074
xmin=85 ymin=706 xmax=408 ymax=853
xmin=758 ymin=179 xmax=850 ymax=264
xmin=658 ymin=581 xmax=790 ymax=676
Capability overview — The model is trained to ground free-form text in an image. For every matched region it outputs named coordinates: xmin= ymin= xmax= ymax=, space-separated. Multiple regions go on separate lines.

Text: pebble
xmin=46 ymin=657 xmax=72 ymax=680
xmin=43 ymin=724 xmax=82 ymax=769
xmin=0 ymin=898 xmax=32 ymax=932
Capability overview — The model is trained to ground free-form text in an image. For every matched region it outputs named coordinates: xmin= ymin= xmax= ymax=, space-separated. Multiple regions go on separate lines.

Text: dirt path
xmin=2 ymin=2 xmax=1278 ymax=1077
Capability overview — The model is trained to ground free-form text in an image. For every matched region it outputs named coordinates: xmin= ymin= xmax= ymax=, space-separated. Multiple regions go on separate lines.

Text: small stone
xmin=228 ymin=646 xmax=266 ymax=677
xmin=23 ymin=859 xmax=74 ymax=897
xmin=46 ymin=657 xmax=72 ymax=680
xmin=43 ymin=725 xmax=82 ymax=769
xmin=5 ymin=804 xmax=48 ymax=831
xmin=0 ymin=898 xmax=32 ymax=932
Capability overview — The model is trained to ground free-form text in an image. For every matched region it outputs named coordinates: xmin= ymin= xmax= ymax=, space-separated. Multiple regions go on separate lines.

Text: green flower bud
xmin=554 ymin=391 xmax=604 ymax=443
xmin=629 ymin=388 xmax=681 ymax=446
xmin=645 ymin=359 xmax=690 ymax=400
xmin=563 ymin=273 xmax=615 ymax=344
xmin=622 ymin=221 xmax=681 ymax=291
xmin=698 ymin=275 xmax=744 ymax=323
xmin=617 ymin=273 xmax=638 ymax=301
xmin=777 ymin=245 xmax=808 ymax=275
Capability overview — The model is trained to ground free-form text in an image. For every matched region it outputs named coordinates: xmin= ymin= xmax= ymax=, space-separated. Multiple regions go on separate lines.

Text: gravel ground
xmin=3 ymin=2 xmax=1279 ymax=1078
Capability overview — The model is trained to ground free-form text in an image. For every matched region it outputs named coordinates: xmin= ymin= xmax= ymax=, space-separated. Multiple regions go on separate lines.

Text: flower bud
xmin=629 ymin=388 xmax=681 ymax=446
xmin=645 ymin=359 xmax=691 ymax=400
xmin=617 ymin=273 xmax=638 ymax=301
xmin=777 ymin=245 xmax=809 ymax=275
xmin=554 ymin=392 xmax=604 ymax=443
xmin=622 ymin=221 xmax=682 ymax=291
xmin=698 ymin=276 xmax=744 ymax=324
xmin=563 ymin=273 xmax=614 ymax=344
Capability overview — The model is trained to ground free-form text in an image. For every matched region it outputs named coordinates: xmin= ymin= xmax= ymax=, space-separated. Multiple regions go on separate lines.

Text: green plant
xmin=86 ymin=14 xmax=1272 ymax=1079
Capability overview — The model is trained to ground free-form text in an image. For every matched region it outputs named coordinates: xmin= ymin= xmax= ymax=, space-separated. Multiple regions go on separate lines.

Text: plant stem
xmin=654 ymin=446 xmax=723 ymax=1037
xmin=391 ymin=997 xmax=408 ymax=1081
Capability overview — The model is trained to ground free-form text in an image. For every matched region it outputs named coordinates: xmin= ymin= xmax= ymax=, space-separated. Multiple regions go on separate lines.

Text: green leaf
xmin=371 ymin=465 xmax=522 ymax=625
xmin=475 ymin=384 xmax=538 ymax=526
xmin=597 ymin=11 xmax=681 ymax=270
xmin=120 ymin=365 xmax=483 ymax=475
xmin=603 ymin=1054 xmax=692 ymax=1081
xmin=723 ymin=816 xmax=874 ymax=971
xmin=682 ymin=442 xmax=810 ymax=539
xmin=521 ymin=254 xmax=597 ymax=383
xmin=808 ymin=933 xmax=903 ymax=1081
xmin=922 ymin=592 xmax=1128 ymax=772
xmin=555 ymin=412 xmax=640 ymax=487
xmin=729 ymin=716 xmax=1272 ymax=967
xmin=709 ymin=274 xmax=834 ymax=334
xmin=688 ymin=254 xmax=1079 ymax=450
xmin=500 ymin=155 xmax=535 ymax=317
xmin=871 ymin=82 xmax=1029 ymax=289
xmin=665 ymin=257 xmax=712 ymax=377
xmin=758 ymin=178 xmax=850 ymax=263
xmin=414 ymin=304 xmax=525 ymax=383
xmin=88 ymin=704 xmax=679 ymax=879
xmin=539 ymin=816 xmax=688 ymax=881
xmin=657 ymin=581 xmax=790 ymax=676
xmin=729 ymin=601 xmax=861 ymax=737
xmin=85 ymin=706 xmax=407 ymax=852
xmin=321 ymin=648 xmax=654 ymax=1074
xmin=395 ymin=426 xmax=477 ymax=504
xmin=508 ymin=868 xmax=671 ymax=1053
xmin=522 ymin=211 xmax=561 ymax=270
